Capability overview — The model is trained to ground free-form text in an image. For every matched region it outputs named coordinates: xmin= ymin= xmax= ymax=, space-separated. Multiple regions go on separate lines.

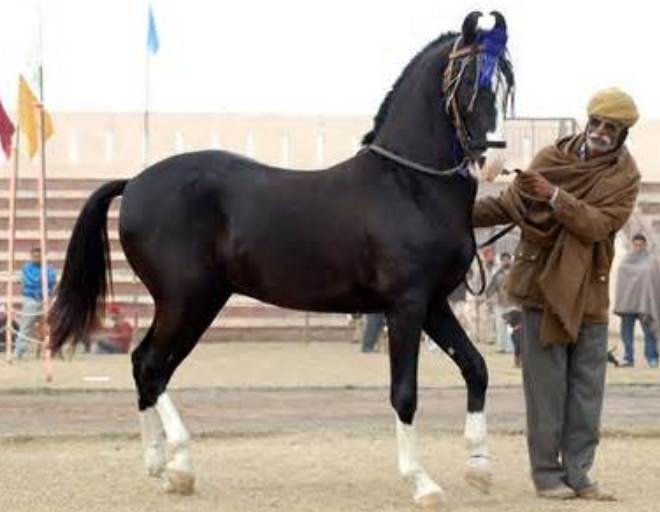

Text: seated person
xmin=93 ymin=304 xmax=134 ymax=354
xmin=0 ymin=308 xmax=19 ymax=352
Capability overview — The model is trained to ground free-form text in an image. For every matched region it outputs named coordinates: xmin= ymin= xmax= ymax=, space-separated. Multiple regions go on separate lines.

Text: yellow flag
xmin=18 ymin=74 xmax=54 ymax=158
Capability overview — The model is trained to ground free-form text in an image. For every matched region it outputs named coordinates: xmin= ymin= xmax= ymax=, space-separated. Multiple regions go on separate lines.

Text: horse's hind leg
xmin=132 ymin=285 xmax=230 ymax=494
xmin=133 ymin=326 xmax=167 ymax=477
xmin=424 ymin=297 xmax=491 ymax=494
xmin=386 ymin=300 xmax=445 ymax=508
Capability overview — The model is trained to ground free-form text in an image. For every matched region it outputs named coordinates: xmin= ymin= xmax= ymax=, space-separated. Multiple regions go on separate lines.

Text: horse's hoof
xmin=414 ymin=489 xmax=445 ymax=508
xmin=464 ymin=460 xmax=491 ymax=494
xmin=163 ymin=469 xmax=195 ymax=495
xmin=145 ymin=449 xmax=167 ymax=478
xmin=147 ymin=464 xmax=165 ymax=478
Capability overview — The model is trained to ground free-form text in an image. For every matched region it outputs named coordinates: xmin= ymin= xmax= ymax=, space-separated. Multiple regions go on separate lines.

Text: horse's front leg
xmin=387 ymin=301 xmax=445 ymax=508
xmin=424 ymin=298 xmax=491 ymax=494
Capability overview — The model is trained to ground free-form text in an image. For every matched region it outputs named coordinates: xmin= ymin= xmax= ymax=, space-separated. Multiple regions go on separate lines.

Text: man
xmin=475 ymin=87 xmax=640 ymax=501
xmin=14 ymin=247 xmax=57 ymax=359
xmin=93 ymin=304 xmax=134 ymax=354
xmin=613 ymin=233 xmax=660 ymax=368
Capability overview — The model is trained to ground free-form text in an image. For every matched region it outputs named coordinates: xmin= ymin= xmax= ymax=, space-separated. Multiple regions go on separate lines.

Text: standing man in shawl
xmin=614 ymin=233 xmax=660 ymax=368
xmin=475 ymin=88 xmax=640 ymax=501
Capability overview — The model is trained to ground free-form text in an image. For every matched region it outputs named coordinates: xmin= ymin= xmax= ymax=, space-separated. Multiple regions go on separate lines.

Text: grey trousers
xmin=521 ymin=308 xmax=608 ymax=491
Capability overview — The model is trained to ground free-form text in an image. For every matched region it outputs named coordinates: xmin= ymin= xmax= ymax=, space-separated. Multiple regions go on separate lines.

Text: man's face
xmin=30 ymin=249 xmax=41 ymax=265
xmin=633 ymin=239 xmax=647 ymax=252
xmin=501 ymin=255 xmax=512 ymax=268
xmin=586 ymin=115 xmax=624 ymax=156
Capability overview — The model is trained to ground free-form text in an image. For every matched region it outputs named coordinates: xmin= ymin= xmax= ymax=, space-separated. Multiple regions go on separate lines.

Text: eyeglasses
xmin=588 ymin=116 xmax=623 ymax=134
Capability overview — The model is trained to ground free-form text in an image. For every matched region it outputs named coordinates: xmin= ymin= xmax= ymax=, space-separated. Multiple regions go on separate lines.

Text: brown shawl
xmin=496 ymin=134 xmax=640 ymax=344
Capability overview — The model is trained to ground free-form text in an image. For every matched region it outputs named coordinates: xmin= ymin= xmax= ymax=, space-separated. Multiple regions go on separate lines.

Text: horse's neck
xmin=375 ymin=92 xmax=458 ymax=170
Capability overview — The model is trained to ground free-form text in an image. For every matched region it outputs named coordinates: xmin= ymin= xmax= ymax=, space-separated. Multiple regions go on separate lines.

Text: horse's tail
xmin=49 ymin=179 xmax=128 ymax=352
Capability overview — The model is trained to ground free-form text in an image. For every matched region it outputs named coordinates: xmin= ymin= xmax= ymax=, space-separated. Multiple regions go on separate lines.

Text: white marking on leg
xmin=464 ymin=412 xmax=488 ymax=457
xmin=464 ymin=411 xmax=492 ymax=493
xmin=395 ymin=415 xmax=444 ymax=506
xmin=139 ymin=407 xmax=167 ymax=477
xmin=155 ymin=392 xmax=195 ymax=494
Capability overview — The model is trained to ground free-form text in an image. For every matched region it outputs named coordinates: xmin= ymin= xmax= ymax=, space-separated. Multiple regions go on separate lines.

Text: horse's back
xmin=118 ymin=150 xmax=373 ymax=303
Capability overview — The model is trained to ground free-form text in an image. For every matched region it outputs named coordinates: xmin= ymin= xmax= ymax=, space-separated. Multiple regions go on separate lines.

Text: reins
xmin=466 ymin=168 xmax=523 ymax=296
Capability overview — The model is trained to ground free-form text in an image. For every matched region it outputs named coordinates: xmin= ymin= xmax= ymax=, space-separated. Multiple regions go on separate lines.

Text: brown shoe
xmin=576 ymin=483 xmax=616 ymax=501
xmin=536 ymin=484 xmax=576 ymax=500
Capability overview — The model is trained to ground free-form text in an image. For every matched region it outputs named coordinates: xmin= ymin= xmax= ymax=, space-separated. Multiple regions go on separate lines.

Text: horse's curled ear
xmin=490 ymin=11 xmax=507 ymax=33
xmin=461 ymin=11 xmax=482 ymax=45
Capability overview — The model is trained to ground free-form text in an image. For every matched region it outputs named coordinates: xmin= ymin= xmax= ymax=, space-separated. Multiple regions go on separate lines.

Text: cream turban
xmin=587 ymin=87 xmax=639 ymax=128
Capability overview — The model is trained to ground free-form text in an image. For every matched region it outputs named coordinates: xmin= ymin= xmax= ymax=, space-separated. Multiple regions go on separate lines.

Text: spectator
xmin=613 ymin=233 xmax=660 ymax=368
xmin=0 ymin=306 xmax=19 ymax=353
xmin=476 ymin=247 xmax=497 ymax=344
xmin=484 ymin=252 xmax=515 ymax=353
xmin=502 ymin=308 xmax=523 ymax=367
xmin=93 ymin=304 xmax=134 ymax=354
xmin=361 ymin=312 xmax=385 ymax=353
xmin=14 ymin=247 xmax=57 ymax=359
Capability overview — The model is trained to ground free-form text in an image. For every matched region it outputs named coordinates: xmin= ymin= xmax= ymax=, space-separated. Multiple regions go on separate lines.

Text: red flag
xmin=0 ymin=99 xmax=15 ymax=159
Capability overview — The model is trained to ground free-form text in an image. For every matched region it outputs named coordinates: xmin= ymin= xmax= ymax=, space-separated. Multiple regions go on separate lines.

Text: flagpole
xmin=144 ymin=31 xmax=150 ymax=169
xmin=5 ymin=131 xmax=20 ymax=363
xmin=134 ymin=6 xmax=154 ymax=332
xmin=36 ymin=2 xmax=53 ymax=382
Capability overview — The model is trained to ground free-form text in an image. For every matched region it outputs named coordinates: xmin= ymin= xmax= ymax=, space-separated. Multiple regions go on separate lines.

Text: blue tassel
xmin=477 ymin=27 xmax=508 ymax=89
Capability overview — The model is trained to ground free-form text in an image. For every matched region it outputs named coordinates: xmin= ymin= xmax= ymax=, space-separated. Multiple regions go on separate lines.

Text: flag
xmin=18 ymin=75 xmax=53 ymax=159
xmin=0 ymin=99 xmax=15 ymax=159
xmin=147 ymin=6 xmax=159 ymax=54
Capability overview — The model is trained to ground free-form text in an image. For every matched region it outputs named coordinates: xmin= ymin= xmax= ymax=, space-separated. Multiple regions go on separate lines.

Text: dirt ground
xmin=2 ymin=340 xmax=659 ymax=390
xmin=2 ymin=431 xmax=660 ymax=512
xmin=1 ymin=342 xmax=659 ymax=512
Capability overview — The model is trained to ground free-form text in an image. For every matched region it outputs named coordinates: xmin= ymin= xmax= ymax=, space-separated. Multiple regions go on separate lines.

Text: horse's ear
xmin=461 ymin=11 xmax=482 ymax=45
xmin=490 ymin=10 xmax=507 ymax=33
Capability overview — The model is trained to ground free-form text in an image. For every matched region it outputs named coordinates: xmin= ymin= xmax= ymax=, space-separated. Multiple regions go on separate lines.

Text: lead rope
xmin=465 ymin=169 xmax=523 ymax=296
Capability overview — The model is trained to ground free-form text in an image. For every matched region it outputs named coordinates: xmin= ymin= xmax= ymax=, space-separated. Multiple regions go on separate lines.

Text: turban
xmin=587 ymin=87 xmax=639 ymax=128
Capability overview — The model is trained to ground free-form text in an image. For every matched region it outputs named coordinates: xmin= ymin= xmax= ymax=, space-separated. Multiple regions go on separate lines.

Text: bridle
xmin=368 ymin=34 xmax=507 ymax=178
xmin=443 ymin=36 xmax=507 ymax=154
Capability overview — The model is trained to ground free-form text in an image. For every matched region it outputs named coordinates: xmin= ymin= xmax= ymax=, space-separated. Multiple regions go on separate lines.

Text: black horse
xmin=50 ymin=11 xmax=513 ymax=506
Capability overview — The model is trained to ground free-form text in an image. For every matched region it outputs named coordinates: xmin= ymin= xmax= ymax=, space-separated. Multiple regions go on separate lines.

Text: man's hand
xmin=482 ymin=151 xmax=506 ymax=182
xmin=515 ymin=171 xmax=556 ymax=201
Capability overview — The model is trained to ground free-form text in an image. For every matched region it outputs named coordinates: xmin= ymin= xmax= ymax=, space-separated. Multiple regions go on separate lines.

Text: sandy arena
xmin=1 ymin=341 xmax=659 ymax=512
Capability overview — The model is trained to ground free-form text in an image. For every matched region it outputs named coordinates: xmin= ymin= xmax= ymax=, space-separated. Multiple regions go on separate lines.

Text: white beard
xmin=586 ymin=132 xmax=616 ymax=153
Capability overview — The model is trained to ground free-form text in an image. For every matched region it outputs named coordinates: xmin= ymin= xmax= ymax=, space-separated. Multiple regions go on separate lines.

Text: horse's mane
xmin=361 ymin=31 xmax=459 ymax=145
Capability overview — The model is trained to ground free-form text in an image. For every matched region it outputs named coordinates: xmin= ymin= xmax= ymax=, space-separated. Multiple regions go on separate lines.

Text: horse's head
xmin=442 ymin=11 xmax=514 ymax=166
xmin=363 ymin=12 xmax=514 ymax=175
